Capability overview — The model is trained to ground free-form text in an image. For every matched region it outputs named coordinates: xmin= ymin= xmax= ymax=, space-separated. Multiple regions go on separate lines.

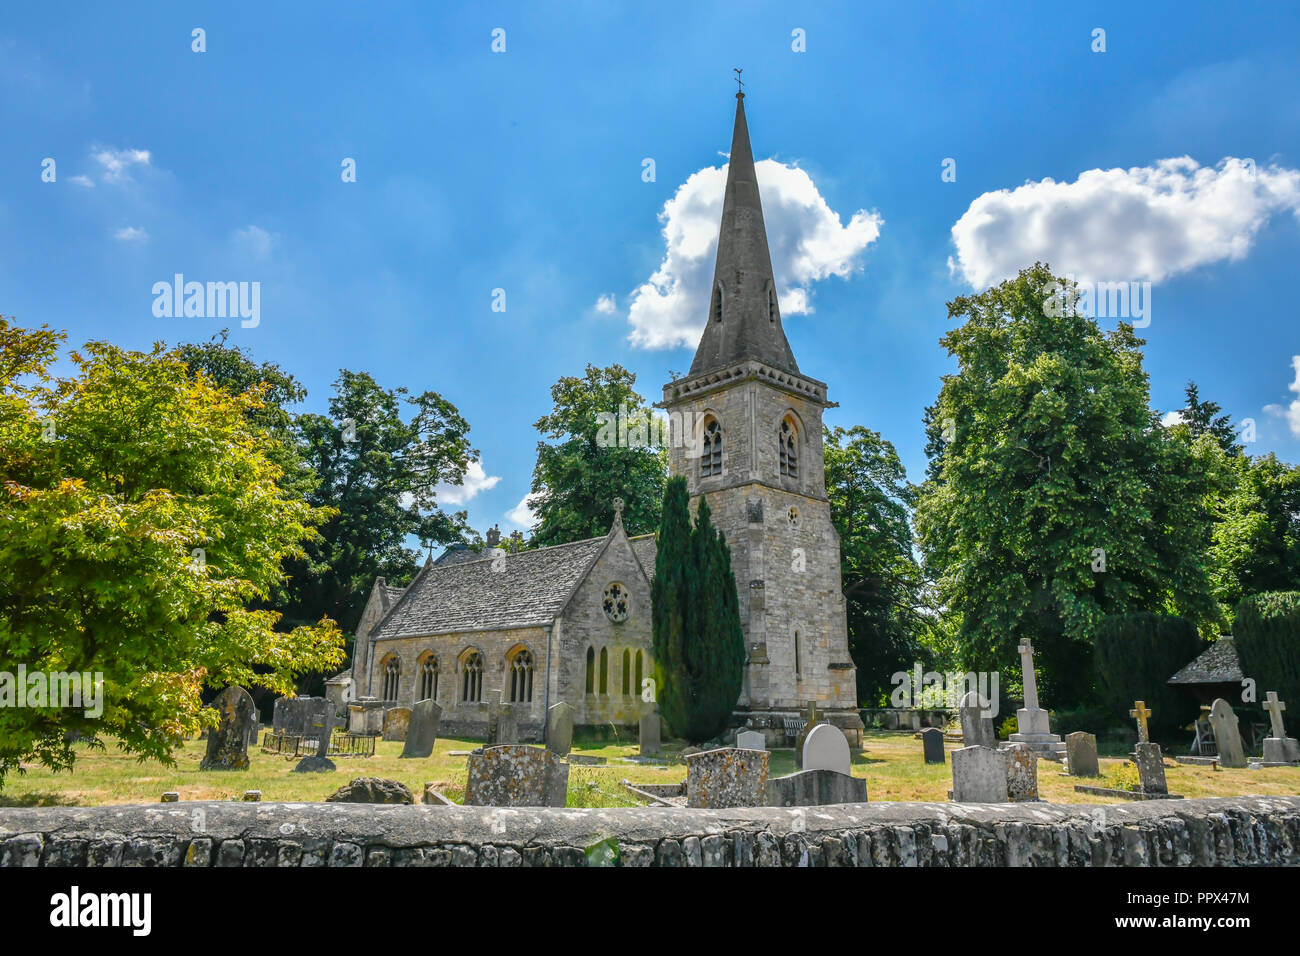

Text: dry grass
xmin=1 ymin=730 xmax=1296 ymax=807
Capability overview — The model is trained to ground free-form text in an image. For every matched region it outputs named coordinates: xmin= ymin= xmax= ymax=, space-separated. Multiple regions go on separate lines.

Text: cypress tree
xmin=651 ymin=480 xmax=746 ymax=742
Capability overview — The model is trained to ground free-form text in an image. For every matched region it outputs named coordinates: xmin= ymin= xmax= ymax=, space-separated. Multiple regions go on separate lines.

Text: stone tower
xmin=660 ymin=90 xmax=862 ymax=744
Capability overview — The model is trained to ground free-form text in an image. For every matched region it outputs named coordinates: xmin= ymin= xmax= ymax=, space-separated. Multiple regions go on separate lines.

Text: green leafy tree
xmin=1209 ymin=453 xmax=1300 ymax=620
xmin=651 ymin=477 xmax=744 ymax=741
xmin=0 ymin=318 xmax=343 ymax=784
xmin=914 ymin=265 xmax=1220 ymax=707
xmin=285 ymin=370 xmax=477 ymax=637
xmin=824 ymin=425 xmax=928 ymax=704
xmin=526 ymin=364 xmax=667 ymax=546
xmin=1177 ymin=381 xmax=1242 ymax=456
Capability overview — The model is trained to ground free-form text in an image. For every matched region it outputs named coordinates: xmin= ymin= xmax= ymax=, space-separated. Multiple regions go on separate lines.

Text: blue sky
xmin=4 ymin=2 xmax=1300 ymax=536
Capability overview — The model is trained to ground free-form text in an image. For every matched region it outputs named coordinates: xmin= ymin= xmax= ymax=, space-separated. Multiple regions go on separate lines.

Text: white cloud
xmin=625 ymin=159 xmax=882 ymax=349
xmin=950 ymin=157 xmax=1300 ymax=289
xmin=1263 ymin=356 xmax=1300 ymax=438
xmin=234 ymin=225 xmax=274 ymax=260
xmin=505 ymin=491 xmax=539 ymax=529
xmin=113 ymin=226 xmax=147 ymax=242
xmin=70 ymin=174 xmax=94 ymax=188
xmin=92 ymin=147 xmax=151 ymax=183
xmin=594 ymin=293 xmax=617 ymax=315
xmin=1160 ymin=410 xmax=1186 ymax=428
xmin=435 ymin=460 xmax=501 ymax=506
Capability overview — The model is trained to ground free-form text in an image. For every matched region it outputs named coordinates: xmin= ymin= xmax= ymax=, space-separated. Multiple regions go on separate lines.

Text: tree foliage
xmin=0 ymin=317 xmax=343 ymax=783
xmin=651 ymin=477 xmax=744 ymax=741
xmin=526 ymin=364 xmax=666 ymax=546
xmin=1234 ymin=592 xmax=1300 ymax=719
xmin=1093 ymin=613 xmax=1204 ymax=737
xmin=914 ymin=265 xmax=1220 ymax=707
xmin=824 ymin=424 xmax=928 ymax=704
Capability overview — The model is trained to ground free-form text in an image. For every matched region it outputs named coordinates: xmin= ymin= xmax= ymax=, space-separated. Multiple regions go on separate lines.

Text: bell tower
xmin=660 ymin=88 xmax=862 ymax=744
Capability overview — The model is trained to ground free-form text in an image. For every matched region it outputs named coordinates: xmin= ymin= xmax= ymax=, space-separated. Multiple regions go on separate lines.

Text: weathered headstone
xmin=1006 ymin=639 xmax=1065 ymax=757
xmin=639 ymin=710 xmax=661 ymax=756
xmin=200 ymin=685 xmax=256 ymax=771
xmin=951 ymin=745 xmax=1008 ymax=803
xmin=325 ymin=777 xmax=414 ymax=804
xmin=1003 ymin=743 xmax=1038 ymax=801
xmin=766 ymin=768 xmax=866 ymax=807
xmin=294 ymin=700 xmax=338 ymax=772
xmin=802 ymin=723 xmax=851 ymax=776
xmin=1129 ymin=700 xmax=1151 ymax=744
xmin=685 ymin=747 xmax=768 ymax=809
xmin=545 ymin=701 xmax=575 ymax=756
xmin=1065 ymin=731 xmax=1100 ymax=776
xmin=1132 ymin=741 xmax=1168 ymax=794
xmin=381 ymin=706 xmax=412 ymax=742
xmin=1262 ymin=691 xmax=1300 ymax=763
xmin=465 ymin=744 xmax=569 ymax=807
xmin=921 ymin=727 xmax=945 ymax=764
xmin=486 ymin=696 xmax=518 ymax=746
xmin=347 ymin=697 xmax=384 ymax=736
xmin=1209 ymin=698 xmax=1246 ymax=768
xmin=736 ymin=729 xmax=766 ymax=751
xmin=959 ymin=690 xmax=996 ymax=749
xmin=793 ymin=700 xmax=821 ymax=770
xmin=400 ymin=698 xmax=442 ymax=759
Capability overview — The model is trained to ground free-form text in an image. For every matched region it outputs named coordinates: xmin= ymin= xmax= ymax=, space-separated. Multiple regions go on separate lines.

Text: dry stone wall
xmin=2 ymin=796 xmax=1298 ymax=867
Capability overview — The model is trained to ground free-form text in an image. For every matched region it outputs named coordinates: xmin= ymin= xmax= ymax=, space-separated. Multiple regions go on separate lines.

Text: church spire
xmin=689 ymin=87 xmax=800 ymax=377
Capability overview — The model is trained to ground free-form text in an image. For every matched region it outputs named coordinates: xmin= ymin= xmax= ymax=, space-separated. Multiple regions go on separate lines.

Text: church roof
xmin=688 ymin=91 xmax=800 ymax=378
xmin=1168 ymin=637 xmax=1242 ymax=685
xmin=629 ymin=533 xmax=657 ymax=579
xmin=369 ymin=535 xmax=611 ymax=639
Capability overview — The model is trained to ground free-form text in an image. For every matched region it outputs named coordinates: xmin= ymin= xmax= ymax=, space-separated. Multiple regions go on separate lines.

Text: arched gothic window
xmin=509 ymin=648 xmax=534 ymax=703
xmin=461 ymin=651 xmax=483 ymax=703
xmin=711 ymin=284 xmax=723 ymax=323
xmin=622 ymin=649 xmax=631 ymax=696
xmin=794 ymin=631 xmax=802 ymax=681
xmin=381 ymin=656 xmax=401 ymax=701
xmin=585 ymin=646 xmax=596 ymax=695
xmin=419 ymin=653 xmax=438 ymax=702
xmin=700 ymin=418 xmax=722 ymax=477
xmin=599 ymin=647 xmax=609 ymax=696
xmin=779 ymin=418 xmax=799 ymax=478
xmin=635 ymin=650 xmax=644 ymax=696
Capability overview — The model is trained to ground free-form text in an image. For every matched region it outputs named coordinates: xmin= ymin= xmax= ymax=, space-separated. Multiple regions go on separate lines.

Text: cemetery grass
xmin=2 ymin=731 xmax=1298 ymax=807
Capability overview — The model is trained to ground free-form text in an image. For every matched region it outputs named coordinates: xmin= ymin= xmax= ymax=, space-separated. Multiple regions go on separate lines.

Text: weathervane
xmin=734 ymin=67 xmax=744 ymax=95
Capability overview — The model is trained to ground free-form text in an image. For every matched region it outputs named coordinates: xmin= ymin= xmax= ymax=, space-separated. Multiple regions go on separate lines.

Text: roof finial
xmin=612 ymin=496 xmax=625 ymax=530
xmin=734 ymin=67 xmax=744 ymax=98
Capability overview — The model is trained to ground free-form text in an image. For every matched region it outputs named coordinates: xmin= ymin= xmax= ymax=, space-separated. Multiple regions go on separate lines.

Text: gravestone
xmin=793 ymin=701 xmax=821 ymax=770
xmin=487 ymin=697 xmax=518 ymax=746
xmin=347 ymin=697 xmax=384 ymax=736
xmin=200 ymin=685 xmax=255 ymax=770
xmin=639 ymin=710 xmax=661 ymax=756
xmin=1208 ymin=698 xmax=1246 ymax=768
xmin=802 ymin=724 xmax=851 ymax=776
xmin=245 ymin=711 xmax=261 ymax=751
xmin=1133 ymin=741 xmax=1168 ymax=794
xmin=400 ymin=698 xmax=442 ymax=759
xmin=766 ymin=768 xmax=866 ymax=807
xmin=1065 ymin=731 xmax=1100 ymax=776
xmin=381 ymin=706 xmax=412 ymax=742
xmin=294 ymin=700 xmax=338 ymax=772
xmin=1129 ymin=700 xmax=1151 ymax=744
xmin=921 ymin=727 xmax=945 ymax=764
xmin=1261 ymin=692 xmax=1300 ymax=763
xmin=1003 ymin=743 xmax=1038 ymax=801
xmin=1006 ymin=639 xmax=1065 ymax=757
xmin=685 ymin=747 xmax=768 ymax=809
xmin=959 ymin=690 xmax=996 ymax=749
xmin=464 ymin=744 xmax=568 ymax=807
xmin=545 ymin=701 xmax=575 ymax=756
xmin=736 ymin=729 xmax=766 ymax=751
xmin=951 ymin=745 xmax=1008 ymax=803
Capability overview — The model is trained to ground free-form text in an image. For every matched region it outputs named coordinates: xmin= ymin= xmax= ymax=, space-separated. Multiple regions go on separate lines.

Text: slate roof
xmin=630 ymin=533 xmax=657 ymax=580
xmin=432 ymin=543 xmax=483 ymax=567
xmin=1168 ymin=637 xmax=1242 ymax=685
xmin=370 ymin=535 xmax=610 ymax=640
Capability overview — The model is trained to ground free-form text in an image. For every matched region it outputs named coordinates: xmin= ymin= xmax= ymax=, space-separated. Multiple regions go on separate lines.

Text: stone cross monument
xmin=1005 ymin=639 xmax=1065 ymax=758
xmin=1262 ymin=691 xmax=1300 ymax=764
xmin=1129 ymin=700 xmax=1151 ymax=744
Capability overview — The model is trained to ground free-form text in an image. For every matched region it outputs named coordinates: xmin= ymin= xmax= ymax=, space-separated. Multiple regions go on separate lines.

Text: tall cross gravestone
xmin=1006 ymin=639 xmax=1065 ymax=757
xmin=1129 ymin=700 xmax=1151 ymax=744
xmin=1262 ymin=691 xmax=1300 ymax=764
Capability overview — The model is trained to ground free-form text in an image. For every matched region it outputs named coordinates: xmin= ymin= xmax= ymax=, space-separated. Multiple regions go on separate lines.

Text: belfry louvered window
xmin=712 ymin=284 xmax=723 ymax=323
xmin=700 ymin=418 xmax=722 ymax=477
xmin=461 ymin=651 xmax=483 ymax=703
xmin=768 ymin=286 xmax=778 ymax=323
xmin=779 ymin=419 xmax=799 ymax=478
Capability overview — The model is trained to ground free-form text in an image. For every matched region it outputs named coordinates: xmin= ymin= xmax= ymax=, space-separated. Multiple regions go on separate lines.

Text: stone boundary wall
xmin=1 ymin=796 xmax=1298 ymax=867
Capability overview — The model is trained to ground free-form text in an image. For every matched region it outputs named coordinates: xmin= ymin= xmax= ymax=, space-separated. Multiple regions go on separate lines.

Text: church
xmin=343 ymin=91 xmax=864 ymax=746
